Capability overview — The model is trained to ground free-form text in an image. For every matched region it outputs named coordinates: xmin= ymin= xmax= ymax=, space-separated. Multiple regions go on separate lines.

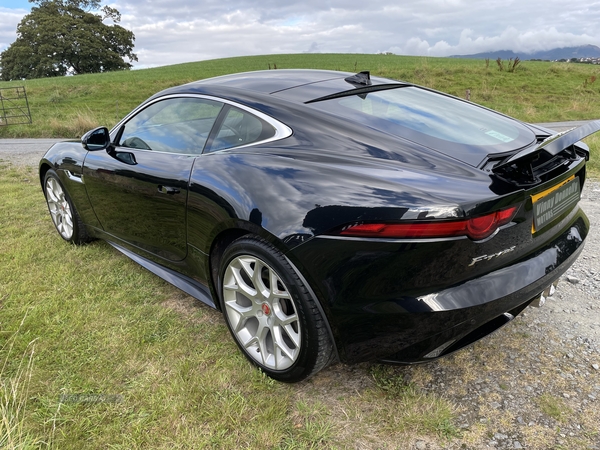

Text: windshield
xmin=312 ymin=86 xmax=536 ymax=166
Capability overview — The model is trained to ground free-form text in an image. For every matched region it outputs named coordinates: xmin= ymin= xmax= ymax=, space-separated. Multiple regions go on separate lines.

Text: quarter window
xmin=208 ymin=106 xmax=276 ymax=152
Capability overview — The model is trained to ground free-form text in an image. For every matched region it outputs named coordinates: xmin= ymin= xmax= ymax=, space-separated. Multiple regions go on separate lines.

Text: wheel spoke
xmin=47 ymin=190 xmax=59 ymax=204
xmin=256 ymin=324 xmax=271 ymax=367
xmin=241 ymin=335 xmax=259 ymax=350
xmin=63 ymin=211 xmax=74 ymax=229
xmin=238 ymin=257 xmax=256 ymax=282
xmin=283 ymin=324 xmax=301 ymax=348
xmin=224 ymin=300 xmax=254 ymax=332
xmin=230 ymin=266 xmax=256 ymax=298
xmin=48 ymin=207 xmax=60 ymax=220
xmin=275 ymin=310 xmax=298 ymax=326
xmin=270 ymin=270 xmax=289 ymax=299
xmin=272 ymin=326 xmax=296 ymax=360
xmin=253 ymin=260 xmax=271 ymax=300
xmin=46 ymin=180 xmax=60 ymax=202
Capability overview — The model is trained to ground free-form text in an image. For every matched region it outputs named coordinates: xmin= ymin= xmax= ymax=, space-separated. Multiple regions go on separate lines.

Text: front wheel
xmin=43 ymin=169 xmax=89 ymax=244
xmin=219 ymin=236 xmax=334 ymax=382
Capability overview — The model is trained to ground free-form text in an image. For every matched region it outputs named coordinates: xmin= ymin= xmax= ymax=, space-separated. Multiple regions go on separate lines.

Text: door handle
xmin=158 ymin=185 xmax=180 ymax=195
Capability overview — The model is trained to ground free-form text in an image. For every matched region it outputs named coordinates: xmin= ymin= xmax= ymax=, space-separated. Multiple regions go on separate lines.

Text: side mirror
xmin=81 ymin=127 xmax=110 ymax=151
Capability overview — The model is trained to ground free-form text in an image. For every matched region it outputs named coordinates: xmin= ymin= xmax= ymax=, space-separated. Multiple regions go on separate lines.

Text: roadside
xmin=0 ymin=138 xmax=62 ymax=167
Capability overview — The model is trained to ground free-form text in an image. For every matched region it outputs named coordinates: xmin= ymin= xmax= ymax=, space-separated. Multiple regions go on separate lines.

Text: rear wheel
xmin=219 ymin=236 xmax=334 ymax=382
xmin=43 ymin=169 xmax=89 ymax=244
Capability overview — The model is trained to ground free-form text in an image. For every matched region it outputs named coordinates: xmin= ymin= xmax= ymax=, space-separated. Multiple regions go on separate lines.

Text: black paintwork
xmin=39 ymin=69 xmax=593 ymax=365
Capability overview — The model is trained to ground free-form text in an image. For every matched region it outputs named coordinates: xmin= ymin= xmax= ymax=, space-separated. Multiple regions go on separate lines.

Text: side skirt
xmin=108 ymin=241 xmax=216 ymax=309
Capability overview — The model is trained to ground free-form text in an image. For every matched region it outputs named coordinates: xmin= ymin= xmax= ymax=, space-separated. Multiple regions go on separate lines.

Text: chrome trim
xmin=315 ymin=235 xmax=467 ymax=243
xmin=64 ymin=170 xmax=84 ymax=184
xmin=470 ymin=221 xmax=516 ymax=244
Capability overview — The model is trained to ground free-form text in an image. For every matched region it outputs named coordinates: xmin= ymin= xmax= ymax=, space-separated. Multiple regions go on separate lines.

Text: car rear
xmin=288 ymin=156 xmax=588 ymax=364
xmin=275 ymin=72 xmax=594 ymax=364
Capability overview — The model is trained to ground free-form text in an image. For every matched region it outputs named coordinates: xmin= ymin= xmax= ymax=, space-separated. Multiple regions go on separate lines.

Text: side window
xmin=119 ymin=98 xmax=223 ymax=154
xmin=209 ymin=106 xmax=276 ymax=152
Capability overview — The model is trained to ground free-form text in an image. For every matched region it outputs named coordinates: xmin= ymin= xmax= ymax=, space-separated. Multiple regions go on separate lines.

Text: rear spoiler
xmin=493 ymin=120 xmax=600 ymax=171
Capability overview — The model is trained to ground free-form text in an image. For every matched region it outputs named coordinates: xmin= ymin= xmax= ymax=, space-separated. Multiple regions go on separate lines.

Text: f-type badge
xmin=469 ymin=246 xmax=516 ymax=267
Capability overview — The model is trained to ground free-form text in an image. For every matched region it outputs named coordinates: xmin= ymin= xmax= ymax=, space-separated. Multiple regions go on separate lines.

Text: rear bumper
xmin=290 ymin=208 xmax=589 ymax=364
xmin=380 ymin=229 xmax=584 ymax=364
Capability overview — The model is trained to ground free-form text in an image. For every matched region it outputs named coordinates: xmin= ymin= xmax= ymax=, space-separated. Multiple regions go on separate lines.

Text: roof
xmin=179 ymin=69 xmax=405 ymax=104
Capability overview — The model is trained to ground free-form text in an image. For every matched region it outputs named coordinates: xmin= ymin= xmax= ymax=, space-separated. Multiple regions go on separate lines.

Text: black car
xmin=40 ymin=69 xmax=598 ymax=382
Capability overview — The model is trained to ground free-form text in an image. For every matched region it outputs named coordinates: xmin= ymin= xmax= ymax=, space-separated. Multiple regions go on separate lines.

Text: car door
xmin=83 ymin=96 xmax=224 ymax=261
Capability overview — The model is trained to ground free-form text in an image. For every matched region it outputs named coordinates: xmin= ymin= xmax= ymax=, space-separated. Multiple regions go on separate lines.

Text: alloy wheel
xmin=222 ymin=255 xmax=301 ymax=370
xmin=45 ymin=177 xmax=74 ymax=240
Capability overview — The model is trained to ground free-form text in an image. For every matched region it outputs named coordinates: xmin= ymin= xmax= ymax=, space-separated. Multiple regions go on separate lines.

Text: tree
xmin=0 ymin=0 xmax=137 ymax=80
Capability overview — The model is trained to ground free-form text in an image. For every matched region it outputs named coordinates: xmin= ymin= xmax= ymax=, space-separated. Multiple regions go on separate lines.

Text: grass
xmin=0 ymin=312 xmax=40 ymax=449
xmin=1 ymin=163 xmax=599 ymax=449
xmin=536 ymin=394 xmax=572 ymax=423
xmin=584 ymin=133 xmax=600 ymax=178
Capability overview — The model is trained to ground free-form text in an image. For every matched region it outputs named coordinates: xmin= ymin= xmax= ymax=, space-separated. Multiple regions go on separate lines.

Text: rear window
xmin=312 ymin=87 xmax=535 ymax=164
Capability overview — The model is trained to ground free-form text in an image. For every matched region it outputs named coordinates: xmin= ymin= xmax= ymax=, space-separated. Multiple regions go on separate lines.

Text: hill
xmin=1 ymin=53 xmax=600 ymax=140
xmin=450 ymin=44 xmax=600 ymax=60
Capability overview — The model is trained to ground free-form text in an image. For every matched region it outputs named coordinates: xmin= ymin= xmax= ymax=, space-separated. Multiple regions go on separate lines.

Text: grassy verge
xmin=0 ymin=163 xmax=460 ymax=448
xmin=1 ymin=53 xmax=600 ymax=139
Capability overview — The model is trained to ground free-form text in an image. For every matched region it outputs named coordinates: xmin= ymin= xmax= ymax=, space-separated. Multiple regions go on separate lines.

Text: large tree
xmin=0 ymin=0 xmax=137 ymax=80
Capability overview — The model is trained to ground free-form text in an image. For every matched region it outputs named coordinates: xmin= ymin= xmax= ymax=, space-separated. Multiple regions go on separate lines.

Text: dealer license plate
xmin=531 ymin=176 xmax=580 ymax=233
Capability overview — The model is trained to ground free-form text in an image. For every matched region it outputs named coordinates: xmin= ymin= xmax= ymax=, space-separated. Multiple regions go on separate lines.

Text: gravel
xmin=0 ymin=139 xmax=63 ymax=167
xmin=3 ymin=139 xmax=599 ymax=449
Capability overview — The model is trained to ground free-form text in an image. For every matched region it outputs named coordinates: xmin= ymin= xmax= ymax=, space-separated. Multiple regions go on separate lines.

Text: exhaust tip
xmin=530 ymin=280 xmax=559 ymax=308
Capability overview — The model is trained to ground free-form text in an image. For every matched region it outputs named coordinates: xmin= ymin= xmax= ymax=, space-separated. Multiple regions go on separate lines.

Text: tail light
xmin=335 ymin=206 xmax=518 ymax=241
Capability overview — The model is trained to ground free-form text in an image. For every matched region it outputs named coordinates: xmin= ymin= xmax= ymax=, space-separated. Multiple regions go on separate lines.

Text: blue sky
xmin=1 ymin=0 xmax=600 ymax=68
xmin=2 ymin=0 xmax=29 ymax=8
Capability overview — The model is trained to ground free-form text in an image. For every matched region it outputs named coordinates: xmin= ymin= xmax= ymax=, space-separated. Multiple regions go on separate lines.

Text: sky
xmin=1 ymin=0 xmax=600 ymax=68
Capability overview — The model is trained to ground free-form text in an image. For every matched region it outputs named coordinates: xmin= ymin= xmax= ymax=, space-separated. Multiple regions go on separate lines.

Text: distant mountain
xmin=450 ymin=45 xmax=600 ymax=60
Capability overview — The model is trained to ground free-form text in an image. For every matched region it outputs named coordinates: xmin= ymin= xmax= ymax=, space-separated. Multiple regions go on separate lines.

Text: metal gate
xmin=0 ymin=86 xmax=32 ymax=126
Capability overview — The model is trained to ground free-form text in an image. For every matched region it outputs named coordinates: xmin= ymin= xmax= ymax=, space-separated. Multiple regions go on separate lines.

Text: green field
xmin=1 ymin=53 xmax=600 ymax=138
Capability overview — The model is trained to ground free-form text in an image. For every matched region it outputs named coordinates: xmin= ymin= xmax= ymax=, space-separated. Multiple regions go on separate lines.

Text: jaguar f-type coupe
xmin=40 ymin=69 xmax=598 ymax=382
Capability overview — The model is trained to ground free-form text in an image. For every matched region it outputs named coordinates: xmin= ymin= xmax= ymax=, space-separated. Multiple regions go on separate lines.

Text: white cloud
xmin=0 ymin=8 xmax=26 ymax=52
xmin=1 ymin=1 xmax=600 ymax=66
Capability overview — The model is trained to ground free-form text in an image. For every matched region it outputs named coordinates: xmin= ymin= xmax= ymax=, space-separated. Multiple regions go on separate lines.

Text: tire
xmin=43 ymin=169 xmax=90 ymax=245
xmin=219 ymin=236 xmax=334 ymax=382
